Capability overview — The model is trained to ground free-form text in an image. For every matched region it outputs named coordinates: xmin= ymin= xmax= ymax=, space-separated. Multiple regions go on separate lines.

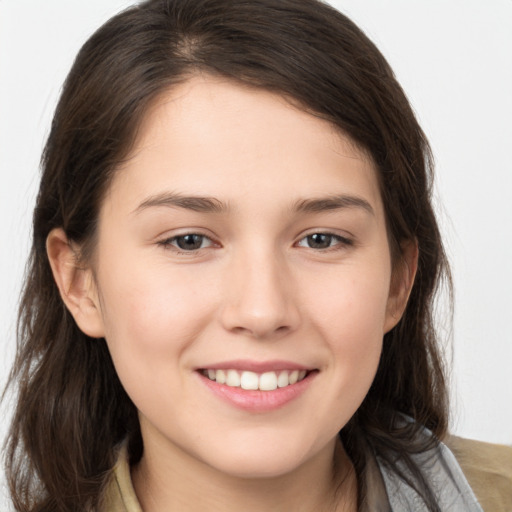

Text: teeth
xmin=259 ymin=371 xmax=278 ymax=391
xmin=277 ymin=371 xmax=289 ymax=388
xmin=204 ymin=369 xmax=309 ymax=390
xmin=240 ymin=371 xmax=259 ymax=390
xmin=226 ymin=369 xmax=241 ymax=387
xmin=216 ymin=369 xmax=226 ymax=384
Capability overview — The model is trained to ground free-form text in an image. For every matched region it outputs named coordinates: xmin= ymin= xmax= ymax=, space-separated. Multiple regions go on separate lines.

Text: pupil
xmin=308 ymin=233 xmax=331 ymax=249
xmin=177 ymin=234 xmax=203 ymax=250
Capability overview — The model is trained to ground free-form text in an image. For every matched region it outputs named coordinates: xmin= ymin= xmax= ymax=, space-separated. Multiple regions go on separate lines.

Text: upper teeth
xmin=204 ymin=369 xmax=308 ymax=391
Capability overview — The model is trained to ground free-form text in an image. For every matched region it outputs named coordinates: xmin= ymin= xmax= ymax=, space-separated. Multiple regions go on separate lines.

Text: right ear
xmin=46 ymin=228 xmax=105 ymax=338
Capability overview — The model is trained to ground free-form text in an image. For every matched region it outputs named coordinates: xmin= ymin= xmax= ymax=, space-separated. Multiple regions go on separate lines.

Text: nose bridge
xmin=220 ymin=240 xmax=299 ymax=338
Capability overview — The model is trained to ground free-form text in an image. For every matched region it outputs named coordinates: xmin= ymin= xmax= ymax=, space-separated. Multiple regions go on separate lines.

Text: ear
xmin=384 ymin=239 xmax=418 ymax=333
xmin=46 ymin=228 xmax=105 ymax=338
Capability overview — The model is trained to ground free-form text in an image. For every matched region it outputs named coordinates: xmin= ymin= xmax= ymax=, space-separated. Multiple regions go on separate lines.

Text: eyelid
xmin=154 ymin=228 xmax=354 ymax=254
xmin=156 ymin=230 xmax=220 ymax=253
xmin=295 ymin=230 xmax=354 ymax=250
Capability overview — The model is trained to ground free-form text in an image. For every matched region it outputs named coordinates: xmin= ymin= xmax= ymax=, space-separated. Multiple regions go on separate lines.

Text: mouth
xmin=196 ymin=360 xmax=318 ymax=411
xmin=199 ymin=368 xmax=310 ymax=391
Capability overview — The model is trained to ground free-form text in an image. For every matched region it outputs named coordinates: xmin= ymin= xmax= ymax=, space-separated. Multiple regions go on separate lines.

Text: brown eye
xmin=176 ymin=234 xmax=205 ymax=250
xmin=160 ymin=234 xmax=213 ymax=251
xmin=305 ymin=233 xmax=334 ymax=249
xmin=297 ymin=233 xmax=352 ymax=250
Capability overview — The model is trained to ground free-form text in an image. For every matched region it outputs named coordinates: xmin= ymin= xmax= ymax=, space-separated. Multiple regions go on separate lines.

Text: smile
xmin=201 ymin=369 xmax=308 ymax=391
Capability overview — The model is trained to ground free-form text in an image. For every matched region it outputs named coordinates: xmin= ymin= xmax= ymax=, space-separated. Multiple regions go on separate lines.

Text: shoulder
xmin=445 ymin=435 xmax=512 ymax=511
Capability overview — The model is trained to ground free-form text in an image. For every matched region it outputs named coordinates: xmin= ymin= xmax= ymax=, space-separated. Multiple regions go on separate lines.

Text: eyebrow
xmin=133 ymin=192 xmax=374 ymax=216
xmin=133 ymin=192 xmax=227 ymax=214
xmin=292 ymin=195 xmax=375 ymax=216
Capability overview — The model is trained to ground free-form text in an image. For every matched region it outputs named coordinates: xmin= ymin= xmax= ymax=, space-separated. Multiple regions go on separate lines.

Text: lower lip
xmin=198 ymin=371 xmax=316 ymax=412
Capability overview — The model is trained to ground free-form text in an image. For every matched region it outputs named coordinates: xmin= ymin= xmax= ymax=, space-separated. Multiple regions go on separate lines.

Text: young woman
xmin=4 ymin=0 xmax=511 ymax=511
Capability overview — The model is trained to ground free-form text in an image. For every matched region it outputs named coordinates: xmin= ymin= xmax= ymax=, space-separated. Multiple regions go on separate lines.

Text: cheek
xmin=96 ymin=254 xmax=217 ymax=372
xmin=308 ymin=263 xmax=391 ymax=342
xmin=304 ymin=264 xmax=390 ymax=405
xmin=95 ymin=259 xmax=221 ymax=422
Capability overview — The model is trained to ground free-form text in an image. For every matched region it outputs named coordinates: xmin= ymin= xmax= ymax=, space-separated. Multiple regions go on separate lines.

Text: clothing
xmin=100 ymin=436 xmax=512 ymax=511
xmin=446 ymin=435 xmax=512 ymax=511
xmin=369 ymin=436 xmax=483 ymax=511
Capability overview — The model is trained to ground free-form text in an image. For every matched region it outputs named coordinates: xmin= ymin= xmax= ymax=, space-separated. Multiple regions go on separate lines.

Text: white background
xmin=1 ymin=0 xmax=511 ymax=506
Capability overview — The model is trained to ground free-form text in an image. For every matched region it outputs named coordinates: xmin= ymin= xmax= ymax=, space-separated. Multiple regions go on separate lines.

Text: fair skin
xmin=47 ymin=76 xmax=417 ymax=512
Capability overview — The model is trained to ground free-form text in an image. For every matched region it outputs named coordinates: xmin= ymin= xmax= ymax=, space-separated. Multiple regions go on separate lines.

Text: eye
xmin=160 ymin=234 xmax=214 ymax=251
xmin=296 ymin=232 xmax=352 ymax=250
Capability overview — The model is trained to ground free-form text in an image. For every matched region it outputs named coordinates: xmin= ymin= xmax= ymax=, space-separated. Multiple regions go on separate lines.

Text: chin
xmin=196 ymin=432 xmax=331 ymax=481
xmin=208 ymin=453 xmax=307 ymax=480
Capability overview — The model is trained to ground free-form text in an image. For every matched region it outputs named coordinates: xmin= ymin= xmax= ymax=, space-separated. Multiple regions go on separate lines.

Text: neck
xmin=131 ymin=437 xmax=357 ymax=512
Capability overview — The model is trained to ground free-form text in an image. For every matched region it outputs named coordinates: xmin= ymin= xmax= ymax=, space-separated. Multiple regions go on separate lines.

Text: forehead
xmin=107 ymin=75 xmax=382 ymax=217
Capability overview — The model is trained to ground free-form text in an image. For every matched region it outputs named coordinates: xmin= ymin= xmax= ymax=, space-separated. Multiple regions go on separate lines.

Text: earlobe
xmin=46 ymin=228 xmax=105 ymax=338
xmin=384 ymin=239 xmax=419 ymax=333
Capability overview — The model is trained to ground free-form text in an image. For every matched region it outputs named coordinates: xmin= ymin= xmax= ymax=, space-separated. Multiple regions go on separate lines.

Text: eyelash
xmin=157 ymin=232 xmax=353 ymax=254
xmin=157 ymin=233 xmax=216 ymax=253
xmin=296 ymin=232 xmax=353 ymax=251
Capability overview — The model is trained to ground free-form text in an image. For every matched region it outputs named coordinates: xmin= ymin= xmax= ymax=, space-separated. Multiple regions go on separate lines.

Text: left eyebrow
xmin=292 ymin=195 xmax=375 ymax=216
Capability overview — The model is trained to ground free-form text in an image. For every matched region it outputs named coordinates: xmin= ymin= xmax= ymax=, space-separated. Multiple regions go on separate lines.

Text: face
xmin=67 ymin=76 xmax=412 ymax=479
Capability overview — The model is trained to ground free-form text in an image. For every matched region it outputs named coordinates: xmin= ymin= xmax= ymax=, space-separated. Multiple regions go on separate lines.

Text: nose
xmin=219 ymin=246 xmax=301 ymax=340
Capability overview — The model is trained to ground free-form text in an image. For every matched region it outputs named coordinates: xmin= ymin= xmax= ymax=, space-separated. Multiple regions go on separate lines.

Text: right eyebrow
xmin=132 ymin=192 xmax=228 ymax=215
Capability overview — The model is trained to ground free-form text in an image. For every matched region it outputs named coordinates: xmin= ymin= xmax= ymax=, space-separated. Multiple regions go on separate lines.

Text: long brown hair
xmin=4 ymin=1 xmax=450 ymax=510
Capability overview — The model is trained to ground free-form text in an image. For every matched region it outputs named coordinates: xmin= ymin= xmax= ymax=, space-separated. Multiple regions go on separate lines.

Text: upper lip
xmin=197 ymin=359 xmax=314 ymax=372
